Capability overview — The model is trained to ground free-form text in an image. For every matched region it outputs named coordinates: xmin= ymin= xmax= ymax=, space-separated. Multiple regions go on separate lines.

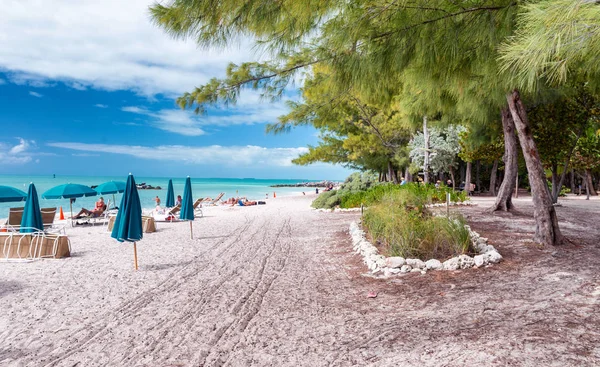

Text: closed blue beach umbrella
xmin=0 ymin=185 xmax=27 ymax=203
xmin=165 ymin=179 xmax=175 ymax=208
xmin=180 ymin=176 xmax=194 ymax=239
xmin=20 ymin=183 xmax=43 ymax=233
xmin=42 ymin=183 xmax=97 ymax=225
xmin=111 ymin=174 xmax=143 ymax=270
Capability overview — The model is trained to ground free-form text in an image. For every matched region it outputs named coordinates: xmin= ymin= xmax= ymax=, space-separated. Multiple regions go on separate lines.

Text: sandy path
xmin=1 ymin=194 xmax=599 ymax=366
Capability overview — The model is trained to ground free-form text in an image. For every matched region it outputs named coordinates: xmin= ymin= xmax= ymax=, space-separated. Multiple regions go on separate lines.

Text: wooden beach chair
xmin=1 ymin=230 xmax=71 ymax=261
xmin=1 ymin=208 xmax=24 ymax=232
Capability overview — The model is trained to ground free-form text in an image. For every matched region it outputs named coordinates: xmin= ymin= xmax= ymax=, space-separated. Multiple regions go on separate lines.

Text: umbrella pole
xmin=133 ymin=242 xmax=138 ymax=270
xmin=70 ymin=201 xmax=73 ymax=227
xmin=190 ymin=221 xmax=193 ymax=240
xmin=113 ymin=194 xmax=116 ymax=209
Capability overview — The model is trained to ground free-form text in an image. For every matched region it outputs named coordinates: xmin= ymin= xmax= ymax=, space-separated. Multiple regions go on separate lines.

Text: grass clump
xmin=362 ymin=191 xmax=473 ymax=260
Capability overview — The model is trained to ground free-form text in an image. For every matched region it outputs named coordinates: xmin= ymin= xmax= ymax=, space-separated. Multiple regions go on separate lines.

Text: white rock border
xmin=348 ymin=220 xmax=502 ymax=277
xmin=314 ymin=201 xmax=476 ymax=213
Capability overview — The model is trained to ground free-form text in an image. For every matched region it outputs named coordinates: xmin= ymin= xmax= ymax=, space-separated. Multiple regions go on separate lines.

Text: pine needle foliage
xmin=499 ymin=0 xmax=600 ymax=92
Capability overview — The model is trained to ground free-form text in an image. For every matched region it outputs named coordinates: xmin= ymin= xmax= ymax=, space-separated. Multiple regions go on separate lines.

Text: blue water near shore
xmin=0 ymin=175 xmax=322 ymax=218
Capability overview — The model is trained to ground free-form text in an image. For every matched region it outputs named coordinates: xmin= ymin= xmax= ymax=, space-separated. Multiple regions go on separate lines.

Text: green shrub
xmin=312 ymin=190 xmax=339 ymax=209
xmin=362 ymin=191 xmax=473 ymax=260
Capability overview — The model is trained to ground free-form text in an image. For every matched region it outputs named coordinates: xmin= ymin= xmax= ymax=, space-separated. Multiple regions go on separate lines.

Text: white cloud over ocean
xmin=0 ymin=0 xmax=254 ymax=97
xmin=0 ymin=138 xmax=36 ymax=164
xmin=48 ymin=142 xmax=308 ymax=167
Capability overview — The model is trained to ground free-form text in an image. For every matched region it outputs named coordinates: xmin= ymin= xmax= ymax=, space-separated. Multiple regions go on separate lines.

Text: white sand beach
xmin=1 ymin=194 xmax=599 ymax=366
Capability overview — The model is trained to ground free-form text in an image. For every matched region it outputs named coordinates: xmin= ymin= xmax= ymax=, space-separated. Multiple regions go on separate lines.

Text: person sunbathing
xmin=73 ymin=197 xmax=107 ymax=219
xmin=239 ymin=199 xmax=257 ymax=206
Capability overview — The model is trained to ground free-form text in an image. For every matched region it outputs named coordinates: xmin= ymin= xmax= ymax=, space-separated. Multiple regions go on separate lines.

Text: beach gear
xmin=180 ymin=176 xmax=194 ymax=239
xmin=111 ymin=174 xmax=143 ymax=270
xmin=59 ymin=206 xmax=65 ymax=220
xmin=165 ymin=179 xmax=175 ymax=208
xmin=42 ymin=183 xmax=97 ymax=226
xmin=20 ymin=183 xmax=43 ymax=234
xmin=0 ymin=185 xmax=27 ymax=203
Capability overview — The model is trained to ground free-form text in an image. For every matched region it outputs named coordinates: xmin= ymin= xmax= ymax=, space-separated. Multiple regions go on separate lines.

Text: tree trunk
xmin=404 ymin=167 xmax=412 ymax=183
xmin=423 ymin=115 xmax=430 ymax=184
xmin=586 ymin=169 xmax=597 ymax=195
xmin=551 ymin=163 xmax=559 ymax=202
xmin=570 ymin=169 xmax=576 ymax=194
xmin=585 ymin=171 xmax=591 ymax=200
xmin=475 ymin=160 xmax=481 ymax=193
xmin=491 ymin=108 xmax=518 ymax=211
xmin=388 ymin=161 xmax=398 ymax=184
xmin=449 ymin=167 xmax=456 ymax=190
xmin=507 ymin=90 xmax=564 ymax=246
xmin=464 ymin=162 xmax=472 ymax=194
xmin=490 ymin=159 xmax=499 ymax=196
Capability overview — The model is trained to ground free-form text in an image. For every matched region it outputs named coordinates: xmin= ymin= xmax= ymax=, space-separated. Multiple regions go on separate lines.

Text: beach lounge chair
xmin=193 ymin=199 xmax=204 ymax=218
xmin=152 ymin=205 xmax=180 ymax=222
xmin=1 ymin=229 xmax=71 ymax=261
xmin=40 ymin=207 xmax=66 ymax=234
xmin=1 ymin=207 xmax=24 ymax=232
xmin=75 ymin=204 xmax=108 ymax=226
xmin=200 ymin=192 xmax=225 ymax=207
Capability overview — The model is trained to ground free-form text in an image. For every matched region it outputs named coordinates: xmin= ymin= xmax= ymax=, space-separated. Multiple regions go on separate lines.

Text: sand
xmin=0 ymin=194 xmax=599 ymax=366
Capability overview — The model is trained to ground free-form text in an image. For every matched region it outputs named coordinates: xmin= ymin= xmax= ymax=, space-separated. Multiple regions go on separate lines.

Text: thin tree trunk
xmin=507 ymin=90 xmax=564 ymax=246
xmin=491 ymin=108 xmax=518 ymax=211
xmin=449 ymin=167 xmax=456 ymax=190
xmin=423 ymin=115 xmax=430 ymax=184
xmin=404 ymin=167 xmax=412 ymax=182
xmin=570 ymin=169 xmax=576 ymax=194
xmin=586 ymin=169 xmax=597 ymax=195
xmin=490 ymin=159 xmax=498 ymax=196
xmin=551 ymin=163 xmax=559 ymax=202
xmin=476 ymin=160 xmax=481 ymax=193
xmin=388 ymin=161 xmax=397 ymax=184
xmin=585 ymin=171 xmax=591 ymax=200
xmin=464 ymin=162 xmax=472 ymax=194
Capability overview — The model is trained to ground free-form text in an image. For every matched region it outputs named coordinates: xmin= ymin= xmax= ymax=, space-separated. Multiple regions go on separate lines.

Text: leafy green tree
xmin=409 ymin=125 xmax=465 ymax=187
xmin=150 ymin=0 xmax=568 ymax=245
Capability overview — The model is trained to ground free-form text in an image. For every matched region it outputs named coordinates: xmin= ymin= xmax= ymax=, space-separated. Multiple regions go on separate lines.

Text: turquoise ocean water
xmin=0 ymin=175 xmax=321 ymax=218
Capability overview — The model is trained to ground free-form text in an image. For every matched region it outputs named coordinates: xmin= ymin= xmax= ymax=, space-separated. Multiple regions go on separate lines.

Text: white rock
xmin=406 ymin=258 xmax=426 ymax=269
xmin=385 ymin=257 xmax=406 ymax=268
xmin=375 ymin=256 xmax=386 ymax=268
xmin=389 ymin=267 xmax=401 ymax=274
xmin=473 ymin=254 xmax=486 ymax=267
xmin=458 ymin=255 xmax=475 ymax=269
xmin=400 ymin=265 xmax=412 ymax=273
xmin=425 ymin=259 xmax=443 ymax=270
xmin=443 ymin=257 xmax=460 ymax=270
xmin=486 ymin=250 xmax=503 ymax=263
xmin=411 ymin=268 xmax=422 ymax=273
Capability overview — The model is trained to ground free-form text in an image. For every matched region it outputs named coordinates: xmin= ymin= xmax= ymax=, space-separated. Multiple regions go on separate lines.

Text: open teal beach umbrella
xmin=165 ymin=179 xmax=175 ymax=208
xmin=180 ymin=176 xmax=194 ymax=239
xmin=111 ymin=174 xmax=143 ymax=270
xmin=95 ymin=181 xmax=126 ymax=209
xmin=0 ymin=186 xmax=27 ymax=203
xmin=20 ymin=183 xmax=43 ymax=233
xmin=42 ymin=183 xmax=97 ymax=225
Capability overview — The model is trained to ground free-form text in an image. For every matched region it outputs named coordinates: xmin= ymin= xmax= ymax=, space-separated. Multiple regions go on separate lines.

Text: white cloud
xmin=48 ymin=142 xmax=308 ymax=167
xmin=29 ymin=91 xmax=43 ymax=98
xmin=94 ymin=104 xmax=108 ymax=108
xmin=122 ymin=106 xmax=206 ymax=136
xmin=0 ymin=0 xmax=256 ymax=97
xmin=120 ymin=90 xmax=294 ymax=135
xmin=0 ymin=138 xmax=35 ymax=164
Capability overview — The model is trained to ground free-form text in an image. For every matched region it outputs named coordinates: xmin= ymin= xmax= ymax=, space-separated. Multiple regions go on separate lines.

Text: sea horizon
xmin=0 ymin=174 xmax=342 ymax=217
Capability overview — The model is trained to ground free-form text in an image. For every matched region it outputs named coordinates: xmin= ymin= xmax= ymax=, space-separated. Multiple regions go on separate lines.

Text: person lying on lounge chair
xmin=238 ymin=199 xmax=257 ymax=206
xmin=73 ymin=197 xmax=107 ymax=219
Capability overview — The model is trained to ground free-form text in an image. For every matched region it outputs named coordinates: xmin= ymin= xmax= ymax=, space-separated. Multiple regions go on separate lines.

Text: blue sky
xmin=0 ymin=0 xmax=352 ymax=180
